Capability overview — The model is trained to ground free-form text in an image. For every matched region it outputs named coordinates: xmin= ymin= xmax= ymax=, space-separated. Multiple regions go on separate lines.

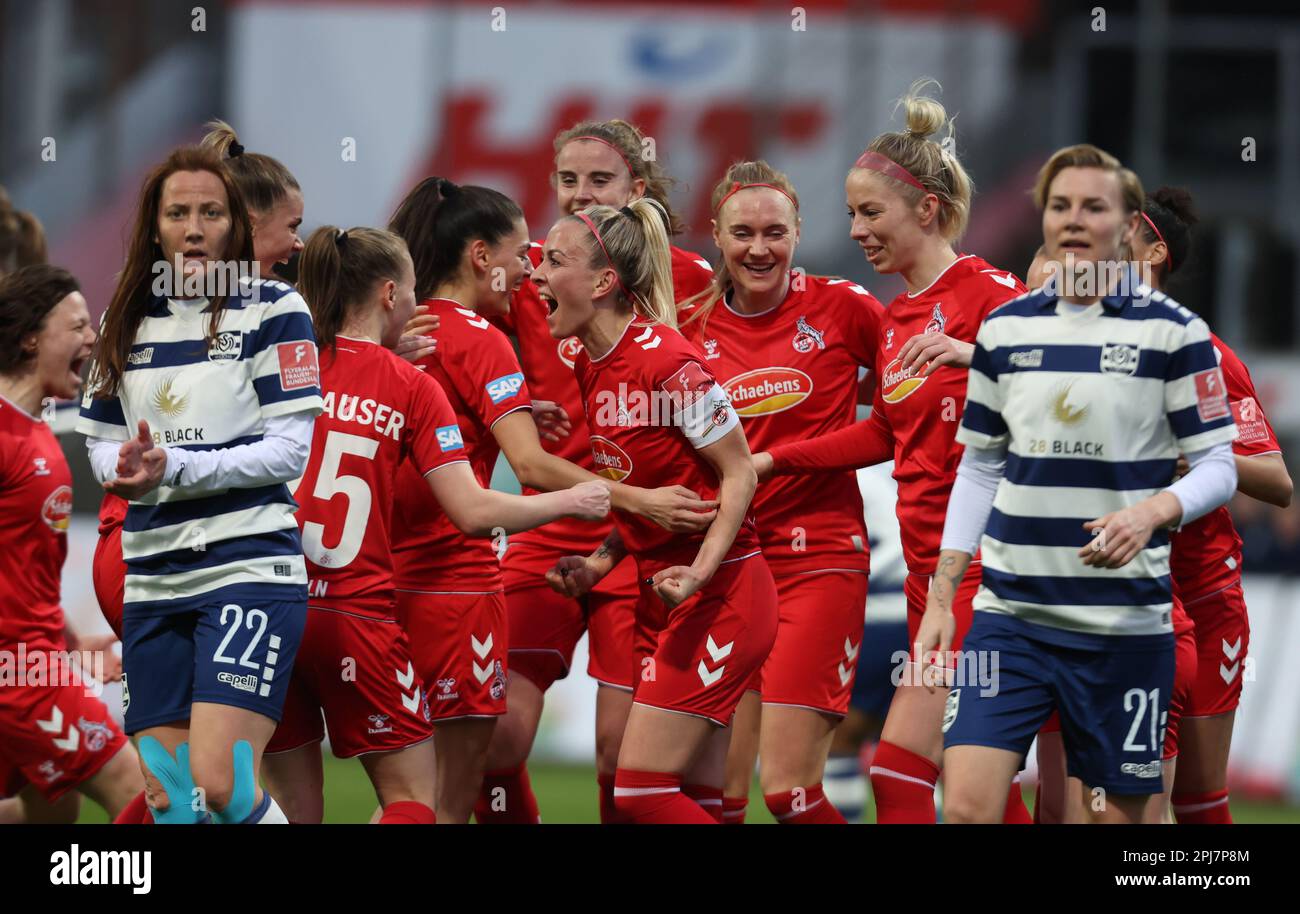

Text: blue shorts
xmin=120 ymin=592 xmax=307 ymax=734
xmin=942 ymin=612 xmax=1174 ymax=796
xmin=849 ymin=619 xmax=909 ymax=718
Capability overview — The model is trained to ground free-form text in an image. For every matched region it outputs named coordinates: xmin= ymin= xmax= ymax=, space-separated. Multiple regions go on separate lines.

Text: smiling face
xmin=1042 ymin=166 xmax=1138 ymax=271
xmin=472 ymin=217 xmax=532 ymax=316
xmin=31 ymin=291 xmax=96 ymax=401
xmin=156 ymin=170 xmax=234 ymax=287
xmin=251 ymin=188 xmax=304 ymax=275
xmin=712 ymin=187 xmax=799 ymax=300
xmin=845 ymin=169 xmax=935 ymax=276
xmin=554 ymin=139 xmax=645 ymax=216
xmin=533 ymin=218 xmax=610 ymax=339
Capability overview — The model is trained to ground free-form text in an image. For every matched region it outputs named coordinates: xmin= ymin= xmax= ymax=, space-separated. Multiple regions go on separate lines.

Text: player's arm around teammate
xmin=78 ymin=146 xmax=322 ymax=824
xmin=919 ymin=145 xmax=1239 ymax=824
xmin=0 ymin=265 xmax=145 ymax=823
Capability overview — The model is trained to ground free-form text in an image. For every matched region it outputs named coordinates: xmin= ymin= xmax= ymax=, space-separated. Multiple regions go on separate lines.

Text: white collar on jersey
xmin=905 ymin=253 xmax=974 ymax=299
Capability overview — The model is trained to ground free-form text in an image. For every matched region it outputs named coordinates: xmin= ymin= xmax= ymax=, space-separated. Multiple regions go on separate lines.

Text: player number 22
xmin=1122 ymin=687 xmax=1161 ymax=752
xmin=301 ymin=430 xmax=380 ymax=569
xmin=213 ymin=604 xmax=269 ymax=670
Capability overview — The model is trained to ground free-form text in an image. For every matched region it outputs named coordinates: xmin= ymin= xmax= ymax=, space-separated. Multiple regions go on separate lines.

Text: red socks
xmin=869 ymin=740 xmax=940 ymax=824
xmin=613 ymin=769 xmax=716 ymax=824
xmin=764 ymin=783 xmax=846 ymax=824
xmin=1172 ymin=789 xmax=1233 ymax=824
xmin=597 ymin=772 xmax=621 ymax=824
xmin=683 ymin=784 xmax=724 ymax=822
xmin=379 ymin=801 xmax=436 ymax=825
xmin=721 ymin=796 xmax=748 ymax=825
xmin=1003 ymin=776 xmax=1033 ymax=824
xmin=474 ymin=765 xmax=541 ymax=824
xmin=112 ymin=790 xmax=153 ymax=825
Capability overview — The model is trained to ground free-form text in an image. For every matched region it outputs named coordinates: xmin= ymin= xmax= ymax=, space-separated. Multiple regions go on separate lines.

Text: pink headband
xmin=568 ymin=135 xmax=636 ymax=178
xmin=714 ymin=181 xmax=799 ymax=214
xmin=574 ymin=211 xmax=634 ymax=300
xmin=852 ymin=150 xmax=926 ymax=192
xmin=1140 ymin=211 xmax=1174 ymax=271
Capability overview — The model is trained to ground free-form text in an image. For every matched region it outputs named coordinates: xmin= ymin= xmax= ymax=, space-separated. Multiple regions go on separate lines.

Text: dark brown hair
xmin=0 ymin=264 xmax=80 ymax=375
xmin=1141 ymin=186 xmax=1198 ymax=278
xmin=388 ymin=177 xmax=522 ymax=301
xmin=90 ymin=145 xmax=254 ymax=397
xmin=298 ymin=226 xmax=410 ymax=351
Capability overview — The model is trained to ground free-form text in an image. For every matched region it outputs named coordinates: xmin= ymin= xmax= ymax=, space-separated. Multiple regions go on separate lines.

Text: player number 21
xmin=301 ymin=430 xmax=380 ymax=569
xmin=1122 ymin=687 xmax=1161 ymax=752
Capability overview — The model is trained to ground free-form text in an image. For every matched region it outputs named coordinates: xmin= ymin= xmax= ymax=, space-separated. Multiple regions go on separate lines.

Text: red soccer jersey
xmin=98 ymin=493 xmax=127 ymax=537
xmin=392 ymin=299 xmax=533 ymax=591
xmin=295 ymin=337 xmax=467 ymax=617
xmin=770 ymin=255 xmax=1027 ymax=575
xmin=499 ymin=243 xmax=714 ymax=556
xmin=678 ymin=274 xmax=883 ymax=575
xmin=0 ymin=396 xmax=73 ymax=645
xmin=573 ymin=319 xmax=759 ymax=573
xmin=1170 ymin=333 xmax=1281 ymax=601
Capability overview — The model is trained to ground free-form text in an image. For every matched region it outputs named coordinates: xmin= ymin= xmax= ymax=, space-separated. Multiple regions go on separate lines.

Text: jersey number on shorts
xmin=1122 ymin=687 xmax=1162 ymax=752
xmin=301 ymin=430 xmax=380 ymax=569
xmin=213 ymin=604 xmax=269 ymax=670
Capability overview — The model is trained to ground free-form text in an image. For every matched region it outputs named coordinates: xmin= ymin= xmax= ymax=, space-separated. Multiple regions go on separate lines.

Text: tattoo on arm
xmin=595 ymin=528 xmax=626 ymax=565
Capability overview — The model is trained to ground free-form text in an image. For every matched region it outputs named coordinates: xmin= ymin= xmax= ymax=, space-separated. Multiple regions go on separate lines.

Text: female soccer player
xmin=480 ymin=118 xmax=716 ymax=824
xmin=753 ymin=82 xmax=1031 ymax=823
xmin=1033 ymin=187 xmax=1292 ymax=824
xmin=533 ymin=197 xmax=777 ymax=824
xmin=78 ymin=144 xmax=323 ymax=825
xmin=259 ymin=226 xmax=608 ymax=823
xmin=387 ymin=177 xmax=690 ymax=823
xmin=920 ymin=144 xmax=1240 ymax=824
xmin=0 ymin=264 xmax=143 ymax=822
xmin=676 ymin=160 xmax=883 ymax=825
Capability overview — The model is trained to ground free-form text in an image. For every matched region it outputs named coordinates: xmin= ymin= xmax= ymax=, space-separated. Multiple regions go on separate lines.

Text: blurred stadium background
xmin=3 ymin=0 xmax=1298 ymax=821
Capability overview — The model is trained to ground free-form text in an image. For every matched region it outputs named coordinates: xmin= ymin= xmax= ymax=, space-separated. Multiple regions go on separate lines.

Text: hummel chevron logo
xmin=634 ymin=326 xmax=661 ymax=350
xmin=706 ymin=635 xmax=734 ymax=663
xmin=455 ymin=307 xmax=490 ymax=330
xmin=471 ymin=633 xmax=493 ymax=659
xmin=396 ymin=662 xmax=416 ymax=690
xmin=838 ymin=663 xmax=853 ymax=687
xmin=53 ymin=727 xmax=79 ymax=752
xmin=1222 ymin=637 xmax=1242 ymax=661
xmin=697 ymin=660 xmax=724 ymax=687
xmin=1220 ymin=661 xmax=1241 ymax=685
xmin=473 ymin=660 xmax=494 ymax=684
xmin=844 ymin=638 xmax=860 ymax=662
xmin=36 ymin=706 xmax=63 ymax=733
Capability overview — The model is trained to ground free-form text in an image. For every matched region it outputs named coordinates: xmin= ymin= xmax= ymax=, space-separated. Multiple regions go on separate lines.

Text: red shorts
xmin=92 ymin=525 xmax=125 ymax=640
xmin=505 ymin=552 xmax=637 ymax=692
xmin=1183 ymin=581 xmax=1249 ymax=717
xmin=396 ymin=590 xmax=508 ymax=721
xmin=1040 ymin=607 xmax=1197 ymax=762
xmin=904 ymin=561 xmax=981 ymax=654
xmin=266 ymin=606 xmax=433 ymax=758
xmin=631 ymin=554 xmax=778 ymax=726
xmin=0 ymin=646 xmax=128 ymax=801
xmin=754 ymin=570 xmax=868 ymax=717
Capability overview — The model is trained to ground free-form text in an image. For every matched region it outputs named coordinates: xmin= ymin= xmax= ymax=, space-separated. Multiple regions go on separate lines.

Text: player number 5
xmin=301 ymin=430 xmax=379 ymax=569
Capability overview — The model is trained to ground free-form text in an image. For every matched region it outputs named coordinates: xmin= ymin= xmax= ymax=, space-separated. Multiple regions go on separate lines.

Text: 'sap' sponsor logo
xmin=436 ymin=425 xmax=465 ymax=452
xmin=485 ymin=372 xmax=525 ymax=404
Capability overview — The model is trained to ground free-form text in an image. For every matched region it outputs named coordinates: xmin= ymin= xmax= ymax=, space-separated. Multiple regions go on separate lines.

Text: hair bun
xmin=439 ymin=178 xmax=461 ymax=198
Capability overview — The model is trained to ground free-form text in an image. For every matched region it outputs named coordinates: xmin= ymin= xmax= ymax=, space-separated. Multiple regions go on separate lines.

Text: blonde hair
xmin=856 ymin=78 xmax=973 ymax=241
xmin=298 ymin=226 xmax=410 ymax=351
xmin=554 ymin=119 xmax=685 ymax=236
xmin=572 ymin=198 xmax=676 ymax=328
xmin=200 ymin=119 xmax=300 ymax=215
xmin=680 ymin=160 xmax=799 ymax=330
xmin=1032 ymin=143 xmax=1144 ymax=213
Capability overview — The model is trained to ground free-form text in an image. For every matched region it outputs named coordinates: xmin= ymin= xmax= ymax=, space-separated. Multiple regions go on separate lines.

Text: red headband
xmin=852 ymin=150 xmax=926 ymax=192
xmin=568 ymin=135 xmax=636 ymax=178
xmin=714 ymin=181 xmax=799 ymax=214
xmin=1140 ymin=211 xmax=1174 ymax=271
xmin=574 ymin=211 xmax=634 ymax=300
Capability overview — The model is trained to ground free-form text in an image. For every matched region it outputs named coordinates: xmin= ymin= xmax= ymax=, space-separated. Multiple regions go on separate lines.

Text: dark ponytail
xmin=388 ymin=177 xmax=522 ymax=301
xmin=1142 ymin=186 xmax=1198 ymax=277
xmin=298 ymin=225 xmax=410 ymax=352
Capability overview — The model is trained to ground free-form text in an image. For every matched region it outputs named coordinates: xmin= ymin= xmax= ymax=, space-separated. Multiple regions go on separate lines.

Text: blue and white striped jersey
xmin=77 ymin=279 xmax=323 ymax=612
xmin=958 ymin=281 xmax=1237 ymax=638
